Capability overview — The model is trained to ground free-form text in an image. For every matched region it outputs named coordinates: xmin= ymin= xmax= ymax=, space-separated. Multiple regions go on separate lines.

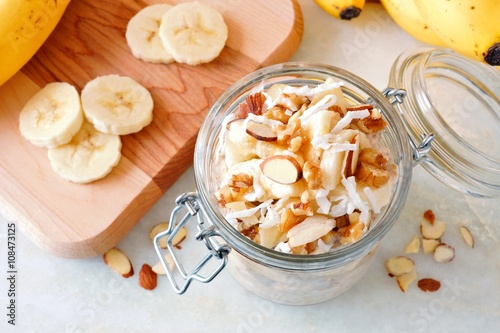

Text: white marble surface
xmin=1 ymin=2 xmax=499 ymax=332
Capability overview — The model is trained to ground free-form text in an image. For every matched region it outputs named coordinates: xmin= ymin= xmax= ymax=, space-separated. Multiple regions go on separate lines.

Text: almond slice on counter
xmin=103 ymin=248 xmax=134 ymax=278
xmin=385 ymin=256 xmax=415 ymax=277
xmin=246 ymin=121 xmax=278 ymax=141
xmin=260 ymin=155 xmax=302 ymax=184
xmin=417 ymin=278 xmax=441 ymax=292
xmin=459 ymin=226 xmax=475 ymax=248
xmin=396 ymin=267 xmax=417 ymax=293
xmin=433 ymin=243 xmax=455 ymax=263
xmin=420 ymin=218 xmax=445 ymax=240
xmin=422 ymin=238 xmax=441 ymax=254
xmin=139 ymin=264 xmax=157 ymax=290
xmin=152 ymin=255 xmax=175 ymax=275
xmin=150 ymin=222 xmax=187 ymax=249
xmin=404 ymin=235 xmax=420 ymax=254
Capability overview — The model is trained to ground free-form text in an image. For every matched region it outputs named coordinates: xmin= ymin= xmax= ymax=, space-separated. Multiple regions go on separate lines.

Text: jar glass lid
xmin=389 ymin=48 xmax=500 ymax=198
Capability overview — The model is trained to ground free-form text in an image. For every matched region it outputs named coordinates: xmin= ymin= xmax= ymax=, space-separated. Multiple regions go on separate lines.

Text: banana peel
xmin=0 ymin=0 xmax=71 ymax=86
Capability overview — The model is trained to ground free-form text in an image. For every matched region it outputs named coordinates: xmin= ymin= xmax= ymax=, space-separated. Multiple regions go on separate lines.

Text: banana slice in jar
xmin=81 ymin=74 xmax=154 ymax=135
xmin=19 ymin=82 xmax=84 ymax=148
xmin=125 ymin=4 xmax=175 ymax=64
xmin=48 ymin=121 xmax=122 ymax=184
xmin=158 ymin=1 xmax=228 ymax=65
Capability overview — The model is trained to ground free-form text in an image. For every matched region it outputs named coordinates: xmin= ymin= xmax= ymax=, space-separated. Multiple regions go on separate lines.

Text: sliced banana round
xmin=81 ymin=74 xmax=154 ymax=135
xmin=48 ymin=121 xmax=122 ymax=184
xmin=159 ymin=1 xmax=228 ymax=65
xmin=126 ymin=4 xmax=174 ymax=64
xmin=19 ymin=82 xmax=83 ymax=148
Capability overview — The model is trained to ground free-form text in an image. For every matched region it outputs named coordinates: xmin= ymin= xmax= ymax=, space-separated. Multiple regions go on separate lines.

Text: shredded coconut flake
xmin=299 ymin=95 xmax=337 ymax=125
xmin=275 ymin=241 xmax=291 ymax=253
xmin=341 ymin=176 xmax=369 ymax=214
xmin=283 ymin=81 xmax=344 ymax=97
xmin=363 ymin=187 xmax=381 ymax=214
xmin=331 ymin=110 xmax=370 ymax=134
xmin=316 ymin=188 xmax=332 ymax=214
xmin=225 ymin=199 xmax=273 ymax=219
xmin=317 ymin=238 xmax=333 ymax=253
xmin=329 ymin=195 xmax=348 ymax=217
xmin=243 ymin=113 xmax=283 ymax=133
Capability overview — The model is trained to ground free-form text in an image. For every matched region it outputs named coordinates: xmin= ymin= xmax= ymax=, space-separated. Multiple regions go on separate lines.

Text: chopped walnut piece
xmin=335 ymin=214 xmax=350 ymax=229
xmin=328 ymin=104 xmax=344 ymax=116
xmin=277 ymin=119 xmax=301 ymax=145
xmin=263 ymin=105 xmax=291 ymax=124
xmin=241 ymin=224 xmax=259 ymax=241
xmin=228 ymin=173 xmax=253 ymax=189
xmin=278 ymin=93 xmax=309 ymax=112
xmin=351 ymin=107 xmax=387 ymax=134
xmin=278 ymin=207 xmax=304 ymax=233
xmin=340 ymin=222 xmax=365 ymax=245
xmin=302 ymin=161 xmax=322 ymax=190
xmin=290 ymin=200 xmax=314 ymax=216
xmin=355 ymin=148 xmax=390 ymax=187
xmin=215 ymin=185 xmax=233 ymax=207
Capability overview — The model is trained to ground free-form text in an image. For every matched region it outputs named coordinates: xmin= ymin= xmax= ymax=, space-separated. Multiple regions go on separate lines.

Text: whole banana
xmin=414 ymin=0 xmax=499 ymax=65
xmin=314 ymin=0 xmax=366 ymax=20
xmin=0 ymin=0 xmax=71 ymax=86
xmin=380 ymin=0 xmax=444 ymax=46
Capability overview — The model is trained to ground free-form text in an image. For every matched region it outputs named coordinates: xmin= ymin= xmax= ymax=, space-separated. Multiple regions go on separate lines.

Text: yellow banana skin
xmin=0 ymin=0 xmax=71 ymax=86
xmin=380 ymin=0 xmax=444 ymax=46
xmin=414 ymin=0 xmax=500 ymax=65
xmin=314 ymin=0 xmax=366 ymax=20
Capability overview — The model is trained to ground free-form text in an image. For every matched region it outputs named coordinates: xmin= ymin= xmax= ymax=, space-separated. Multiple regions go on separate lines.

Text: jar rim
xmin=194 ymin=62 xmax=413 ymax=270
xmin=389 ymin=47 xmax=500 ymax=198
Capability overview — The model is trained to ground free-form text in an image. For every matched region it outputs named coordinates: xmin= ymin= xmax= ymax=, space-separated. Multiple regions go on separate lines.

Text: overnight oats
xmin=214 ymin=78 xmax=397 ymax=255
xmin=157 ymin=63 xmax=413 ymax=305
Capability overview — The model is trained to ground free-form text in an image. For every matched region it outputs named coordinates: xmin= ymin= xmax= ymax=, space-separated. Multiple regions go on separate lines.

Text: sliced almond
xmin=396 ymin=267 xmax=417 ymax=293
xmin=226 ymin=118 xmax=244 ymax=130
xmin=423 ymin=209 xmax=435 ymax=224
xmin=150 ymin=222 xmax=187 ymax=249
xmin=138 ymin=264 xmax=157 ymax=290
xmin=152 ymin=255 xmax=175 ymax=275
xmin=433 ymin=243 xmax=455 ymax=263
xmin=103 ymin=248 xmax=134 ymax=278
xmin=404 ymin=235 xmax=420 ymax=254
xmin=246 ymin=121 xmax=278 ymax=142
xmin=385 ymin=256 xmax=415 ymax=277
xmin=343 ymin=133 xmax=360 ymax=177
xmin=260 ymin=155 xmax=302 ymax=184
xmin=422 ymin=238 xmax=440 ymax=254
xmin=286 ymin=216 xmax=335 ymax=248
xmin=418 ymin=278 xmax=441 ymax=292
xmin=459 ymin=226 xmax=475 ymax=248
xmin=345 ymin=103 xmax=374 ymax=112
xmin=420 ymin=218 xmax=445 ymax=240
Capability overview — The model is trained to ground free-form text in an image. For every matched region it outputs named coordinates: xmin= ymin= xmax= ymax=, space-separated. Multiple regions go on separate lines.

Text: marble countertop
xmin=1 ymin=1 xmax=499 ymax=332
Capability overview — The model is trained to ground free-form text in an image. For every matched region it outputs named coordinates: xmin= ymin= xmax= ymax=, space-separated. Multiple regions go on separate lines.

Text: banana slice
xmin=159 ymin=1 xmax=228 ymax=65
xmin=81 ymin=74 xmax=154 ymax=135
xmin=126 ymin=4 xmax=174 ymax=64
xmin=48 ymin=121 xmax=122 ymax=184
xmin=19 ymin=82 xmax=83 ymax=148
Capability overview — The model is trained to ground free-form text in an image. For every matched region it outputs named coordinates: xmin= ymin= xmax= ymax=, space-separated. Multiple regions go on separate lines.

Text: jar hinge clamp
xmin=153 ymin=192 xmax=230 ymax=294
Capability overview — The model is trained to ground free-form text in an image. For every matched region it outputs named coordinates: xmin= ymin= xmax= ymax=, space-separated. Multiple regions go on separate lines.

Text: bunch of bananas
xmin=0 ymin=0 xmax=71 ymax=86
xmin=313 ymin=0 xmax=367 ymax=20
xmin=380 ymin=0 xmax=499 ymax=66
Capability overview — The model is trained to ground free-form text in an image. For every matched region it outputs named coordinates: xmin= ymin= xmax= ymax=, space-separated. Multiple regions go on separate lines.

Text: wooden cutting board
xmin=0 ymin=0 xmax=303 ymax=258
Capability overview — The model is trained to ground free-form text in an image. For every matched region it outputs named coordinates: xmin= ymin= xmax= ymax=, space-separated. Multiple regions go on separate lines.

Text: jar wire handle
xmin=153 ymin=192 xmax=230 ymax=294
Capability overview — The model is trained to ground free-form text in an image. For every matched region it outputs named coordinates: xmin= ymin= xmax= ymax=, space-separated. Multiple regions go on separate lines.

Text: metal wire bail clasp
xmin=153 ymin=192 xmax=230 ymax=294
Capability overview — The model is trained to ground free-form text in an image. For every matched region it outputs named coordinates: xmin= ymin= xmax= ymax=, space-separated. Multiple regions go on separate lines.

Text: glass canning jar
xmin=153 ymin=48 xmax=500 ymax=305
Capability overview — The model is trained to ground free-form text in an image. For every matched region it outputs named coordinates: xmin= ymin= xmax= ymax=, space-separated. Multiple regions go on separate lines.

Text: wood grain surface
xmin=0 ymin=0 xmax=303 ymax=258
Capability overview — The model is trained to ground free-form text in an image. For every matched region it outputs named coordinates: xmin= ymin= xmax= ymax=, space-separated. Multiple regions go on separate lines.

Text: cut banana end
xmin=48 ymin=121 xmax=122 ymax=184
xmin=126 ymin=4 xmax=175 ymax=64
xmin=159 ymin=1 xmax=228 ymax=65
xmin=19 ymin=82 xmax=83 ymax=148
xmin=81 ymin=74 xmax=154 ymax=135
